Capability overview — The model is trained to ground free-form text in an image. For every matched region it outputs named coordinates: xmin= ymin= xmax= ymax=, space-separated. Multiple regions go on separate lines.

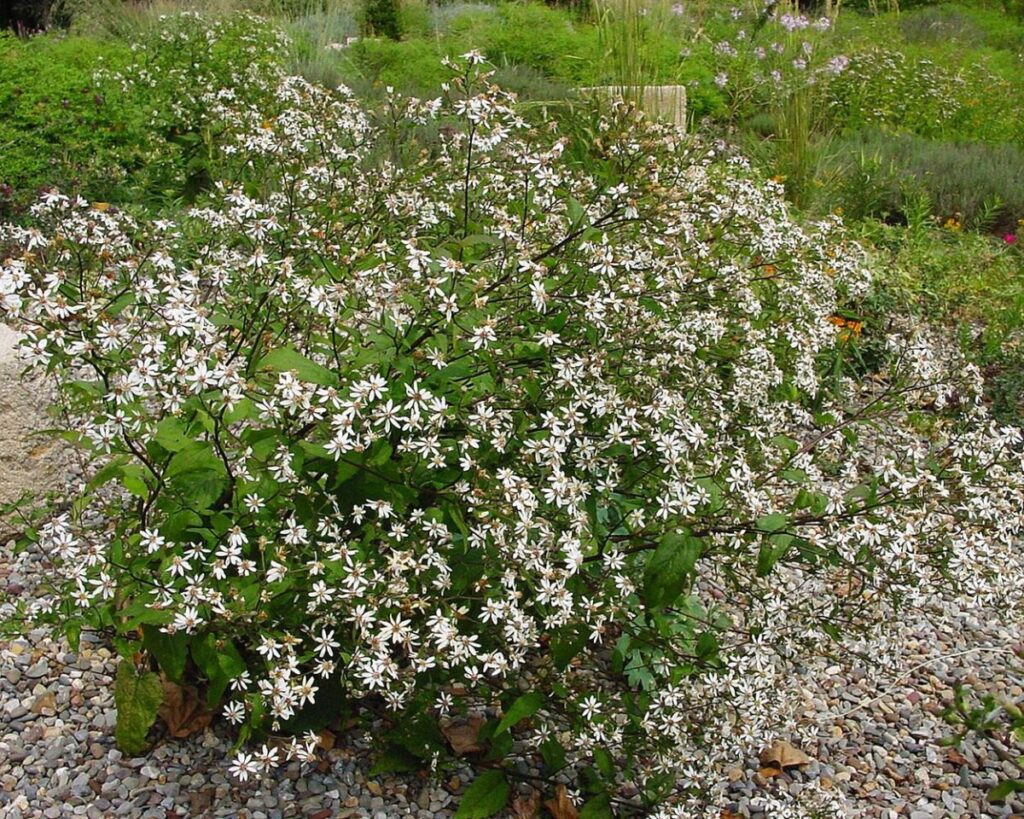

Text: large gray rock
xmin=0 ymin=325 xmax=69 ymax=511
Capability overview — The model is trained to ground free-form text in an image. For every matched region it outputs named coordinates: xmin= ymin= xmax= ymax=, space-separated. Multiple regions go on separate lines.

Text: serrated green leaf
xmin=643 ymin=532 xmax=703 ymax=609
xmin=580 ymin=793 xmax=614 ymax=818
xmin=551 ymin=626 xmax=588 ymax=671
xmin=162 ymin=510 xmax=203 ymax=542
xmin=141 ymin=625 xmax=188 ymax=683
xmin=191 ymin=633 xmax=246 ymax=707
xmin=593 ymin=746 xmax=615 ymax=779
xmin=87 ymin=457 xmax=130 ymax=492
xmin=153 ymin=417 xmax=191 ymax=452
xmin=755 ymin=513 xmax=787 ymax=533
xmin=567 ymin=196 xmax=586 ymax=226
xmin=696 ymin=630 xmax=719 ymax=660
xmin=120 ymin=465 xmax=150 ymax=499
xmin=258 ymin=346 xmax=338 ymax=386
xmin=66 ymin=622 xmax=82 ymax=652
xmin=166 ymin=443 xmax=228 ymax=511
xmin=453 ymin=770 xmax=509 ymax=819
xmin=540 ymin=737 xmax=566 ymax=771
xmin=114 ymin=662 xmax=164 ymax=756
xmin=756 ymin=533 xmax=794 ymax=577
xmin=369 ymin=746 xmax=420 ymax=776
xmin=495 ymin=692 xmax=544 ymax=736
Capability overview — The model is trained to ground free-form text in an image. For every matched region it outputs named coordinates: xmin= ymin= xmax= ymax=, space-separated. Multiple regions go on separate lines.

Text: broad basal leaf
xmin=453 ymin=770 xmax=509 ymax=819
xmin=114 ymin=662 xmax=164 ymax=756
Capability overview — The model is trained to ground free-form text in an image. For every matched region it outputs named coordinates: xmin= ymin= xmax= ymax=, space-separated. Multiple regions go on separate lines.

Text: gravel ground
xmin=3 ymin=531 xmax=1023 ymax=818
xmin=0 ymin=548 xmax=467 ymax=819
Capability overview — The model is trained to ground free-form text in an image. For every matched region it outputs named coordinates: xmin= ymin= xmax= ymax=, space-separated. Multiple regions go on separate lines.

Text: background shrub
xmin=827 ymin=130 xmax=1024 ymax=233
xmin=0 ymin=31 xmax=143 ymax=218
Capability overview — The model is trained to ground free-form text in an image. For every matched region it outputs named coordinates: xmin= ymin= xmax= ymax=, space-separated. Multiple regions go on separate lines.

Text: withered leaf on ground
xmin=158 ymin=677 xmax=212 ymax=739
xmin=511 ymin=789 xmax=541 ymax=819
xmin=31 ymin=691 xmax=56 ymax=714
xmin=187 ymin=788 xmax=215 ymax=814
xmin=544 ymin=784 xmax=579 ymax=819
xmin=945 ymin=747 xmax=969 ymax=766
xmin=758 ymin=739 xmax=813 ymax=775
xmin=440 ymin=715 xmax=487 ymax=755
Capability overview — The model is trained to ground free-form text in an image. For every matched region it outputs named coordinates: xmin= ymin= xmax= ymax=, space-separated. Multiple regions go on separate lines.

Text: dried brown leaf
xmin=158 ymin=677 xmax=212 ymax=739
xmin=758 ymin=740 xmax=813 ymax=772
xmin=511 ymin=789 xmax=541 ymax=819
xmin=946 ymin=748 xmax=968 ymax=766
xmin=187 ymin=788 xmax=215 ymax=814
xmin=441 ymin=716 xmax=486 ymax=755
xmin=544 ymin=785 xmax=579 ymax=819
xmin=31 ymin=691 xmax=56 ymax=715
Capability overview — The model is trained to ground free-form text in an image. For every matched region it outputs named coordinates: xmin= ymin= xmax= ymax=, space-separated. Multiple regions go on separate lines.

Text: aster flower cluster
xmin=701 ymin=6 xmax=849 ymax=120
xmin=825 ymin=48 xmax=971 ymax=137
xmin=3 ymin=43 xmax=1023 ymax=815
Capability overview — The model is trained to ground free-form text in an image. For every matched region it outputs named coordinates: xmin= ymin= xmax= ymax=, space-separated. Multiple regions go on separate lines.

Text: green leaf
xmin=566 ymin=196 xmax=586 ymax=226
xmin=756 ymin=533 xmax=794 ymax=577
xmin=580 ymin=793 xmax=614 ymax=818
xmin=162 ymin=510 xmax=203 ymax=542
xmin=989 ymin=779 xmax=1024 ymax=802
xmin=453 ymin=770 xmax=509 ymax=819
xmin=113 ymin=662 xmax=164 ymax=756
xmin=643 ymin=532 xmax=703 ymax=609
xmin=87 ymin=456 xmax=130 ymax=492
xmin=551 ymin=625 xmax=588 ymax=671
xmin=141 ymin=625 xmax=189 ymax=683
xmin=118 ymin=596 xmax=174 ymax=629
xmin=755 ymin=513 xmax=787 ymax=533
xmin=460 ymin=233 xmax=501 ymax=248
xmin=696 ymin=630 xmax=719 ymax=660
xmin=540 ymin=737 xmax=566 ymax=771
xmin=66 ymin=622 xmax=82 ymax=652
xmin=120 ymin=465 xmax=150 ymax=499
xmin=152 ymin=417 xmax=192 ymax=452
xmin=391 ymin=713 xmax=446 ymax=760
xmin=258 ymin=346 xmax=338 ymax=386
xmin=191 ymin=633 xmax=246 ymax=707
xmin=592 ymin=747 xmax=615 ymax=779
xmin=483 ymin=724 xmax=514 ymax=761
xmin=771 ymin=434 xmax=799 ymax=453
xmin=166 ymin=443 xmax=228 ymax=511
xmin=495 ymin=692 xmax=544 ymax=736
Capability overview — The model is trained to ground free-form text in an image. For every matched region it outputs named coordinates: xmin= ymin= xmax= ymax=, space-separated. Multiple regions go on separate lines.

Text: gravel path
xmin=0 ymin=544 xmax=467 ymax=819
xmin=3 ymin=531 xmax=1023 ymax=818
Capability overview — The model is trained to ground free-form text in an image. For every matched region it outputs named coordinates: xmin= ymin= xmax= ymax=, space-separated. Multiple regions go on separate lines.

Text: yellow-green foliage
xmin=0 ymin=32 xmax=143 ymax=216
